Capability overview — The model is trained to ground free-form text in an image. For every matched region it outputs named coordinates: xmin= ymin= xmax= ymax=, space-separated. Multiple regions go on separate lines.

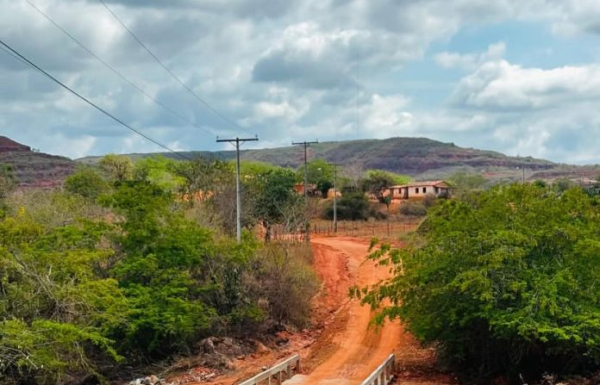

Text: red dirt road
xmin=283 ymin=237 xmax=404 ymax=385
xmin=179 ymin=236 xmax=455 ymax=385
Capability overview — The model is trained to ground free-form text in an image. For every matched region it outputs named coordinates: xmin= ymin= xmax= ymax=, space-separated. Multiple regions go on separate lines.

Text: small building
xmin=387 ymin=181 xmax=451 ymax=200
xmin=294 ymin=183 xmax=320 ymax=196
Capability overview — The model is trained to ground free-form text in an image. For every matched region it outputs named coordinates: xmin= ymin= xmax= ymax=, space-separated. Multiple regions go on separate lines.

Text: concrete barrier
xmin=238 ymin=354 xmax=300 ymax=385
xmin=359 ymin=354 xmax=395 ymax=385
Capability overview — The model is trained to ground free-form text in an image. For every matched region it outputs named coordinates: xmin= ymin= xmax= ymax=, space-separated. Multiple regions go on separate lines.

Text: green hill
xmin=79 ymin=137 xmax=585 ymax=182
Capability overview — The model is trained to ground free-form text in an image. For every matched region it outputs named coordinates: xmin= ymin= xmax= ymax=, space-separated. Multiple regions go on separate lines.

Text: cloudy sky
xmin=1 ymin=0 xmax=600 ymax=163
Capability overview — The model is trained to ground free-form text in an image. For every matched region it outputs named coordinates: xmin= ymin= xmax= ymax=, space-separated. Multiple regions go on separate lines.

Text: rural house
xmin=387 ymin=180 xmax=451 ymax=200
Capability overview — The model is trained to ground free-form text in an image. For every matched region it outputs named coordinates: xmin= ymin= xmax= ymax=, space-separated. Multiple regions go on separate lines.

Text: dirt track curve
xmin=283 ymin=237 xmax=404 ymax=385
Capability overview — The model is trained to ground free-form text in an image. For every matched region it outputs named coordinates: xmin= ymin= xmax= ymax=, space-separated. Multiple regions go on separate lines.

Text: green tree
xmin=323 ymin=192 xmax=371 ymax=220
xmin=252 ymin=168 xmax=300 ymax=242
xmin=0 ymin=217 xmax=127 ymax=384
xmin=357 ymin=184 xmax=600 ymax=381
xmin=360 ymin=169 xmax=410 ymax=211
xmin=99 ymin=154 xmax=134 ymax=181
xmin=101 ymin=180 xmax=219 ymax=355
xmin=448 ymin=170 xmax=486 ymax=194
xmin=134 ymin=155 xmax=186 ymax=191
xmin=64 ymin=167 xmax=109 ymax=200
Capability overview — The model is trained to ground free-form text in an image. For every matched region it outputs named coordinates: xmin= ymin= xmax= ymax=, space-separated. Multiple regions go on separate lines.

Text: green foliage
xmin=361 ymin=169 xmax=411 ymax=209
xmin=99 ymin=154 xmax=134 ymax=181
xmin=323 ymin=192 xmax=371 ymax=220
xmin=398 ymin=201 xmax=427 ymax=216
xmin=448 ymin=170 xmax=487 ymax=193
xmin=134 ymin=156 xmax=186 ymax=191
xmin=64 ymin=166 xmax=109 ymax=200
xmin=358 ymin=184 xmax=600 ymax=381
xmin=0 ymin=217 xmax=127 ymax=384
xmin=364 ymin=169 xmax=411 ymax=186
xmin=252 ymin=168 xmax=301 ymax=241
xmin=0 ymin=161 xmax=319 ymax=383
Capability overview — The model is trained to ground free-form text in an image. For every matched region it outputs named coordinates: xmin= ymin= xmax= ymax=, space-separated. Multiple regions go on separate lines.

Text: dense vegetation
xmin=0 ymin=156 xmax=317 ymax=385
xmin=357 ymin=183 xmax=600 ymax=383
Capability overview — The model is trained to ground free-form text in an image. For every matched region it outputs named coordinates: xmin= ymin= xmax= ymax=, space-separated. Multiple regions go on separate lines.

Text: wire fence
xmin=269 ymin=217 xmax=422 ymax=243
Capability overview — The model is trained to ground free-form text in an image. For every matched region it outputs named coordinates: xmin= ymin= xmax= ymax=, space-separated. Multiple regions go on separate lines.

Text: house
xmin=387 ymin=180 xmax=451 ymax=200
xmin=293 ymin=183 xmax=320 ymax=196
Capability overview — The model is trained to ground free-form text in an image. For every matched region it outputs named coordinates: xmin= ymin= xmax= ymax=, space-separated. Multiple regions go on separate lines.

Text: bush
xmin=323 ymin=192 xmax=371 ymax=220
xmin=399 ymin=201 xmax=427 ymax=216
xmin=245 ymin=244 xmax=318 ymax=329
xmin=358 ymin=184 xmax=600 ymax=382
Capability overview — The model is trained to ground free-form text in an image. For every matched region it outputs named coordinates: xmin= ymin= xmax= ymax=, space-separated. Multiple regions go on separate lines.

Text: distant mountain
xmin=0 ymin=136 xmax=76 ymax=188
xmin=79 ymin=137 xmax=597 ymax=182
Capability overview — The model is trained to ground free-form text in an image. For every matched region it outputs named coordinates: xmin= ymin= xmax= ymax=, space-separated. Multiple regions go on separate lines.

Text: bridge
xmin=238 ymin=353 xmax=396 ymax=385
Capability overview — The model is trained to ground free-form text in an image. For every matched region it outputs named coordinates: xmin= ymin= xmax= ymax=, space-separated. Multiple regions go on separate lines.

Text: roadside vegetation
xmin=356 ymin=182 xmax=600 ymax=384
xmin=0 ymin=156 xmax=317 ymax=385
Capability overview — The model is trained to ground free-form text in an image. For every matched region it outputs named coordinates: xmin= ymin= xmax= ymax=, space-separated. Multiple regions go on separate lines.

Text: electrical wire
xmin=24 ymin=0 xmax=218 ymax=137
xmin=0 ymin=38 xmax=193 ymax=161
xmin=98 ymin=0 xmax=255 ymax=136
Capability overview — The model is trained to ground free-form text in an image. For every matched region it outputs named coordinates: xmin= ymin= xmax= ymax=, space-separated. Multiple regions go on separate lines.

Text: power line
xmin=98 ymin=0 xmax=255 ymax=136
xmin=23 ymin=0 xmax=218 ymax=137
xmin=0 ymin=38 xmax=192 ymax=161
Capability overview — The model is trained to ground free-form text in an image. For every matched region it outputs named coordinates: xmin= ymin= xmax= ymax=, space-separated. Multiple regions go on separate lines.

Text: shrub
xmin=358 ymin=184 xmax=600 ymax=382
xmin=246 ymin=244 xmax=319 ymax=329
xmin=323 ymin=192 xmax=371 ymax=220
xmin=399 ymin=201 xmax=427 ymax=216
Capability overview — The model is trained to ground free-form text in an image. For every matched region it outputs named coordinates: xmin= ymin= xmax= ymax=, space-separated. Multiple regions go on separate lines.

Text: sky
xmin=1 ymin=0 xmax=600 ymax=163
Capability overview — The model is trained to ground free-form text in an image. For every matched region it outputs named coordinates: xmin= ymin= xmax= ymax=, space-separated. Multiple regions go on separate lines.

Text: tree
xmin=323 ymin=192 xmax=371 ymax=220
xmin=99 ymin=154 xmax=134 ymax=181
xmin=134 ymin=155 xmax=185 ymax=191
xmin=64 ymin=167 xmax=109 ymax=200
xmin=297 ymin=159 xmax=342 ymax=197
xmin=360 ymin=169 xmax=410 ymax=211
xmin=448 ymin=170 xmax=486 ymax=193
xmin=252 ymin=168 xmax=300 ymax=242
xmin=357 ymin=184 xmax=600 ymax=382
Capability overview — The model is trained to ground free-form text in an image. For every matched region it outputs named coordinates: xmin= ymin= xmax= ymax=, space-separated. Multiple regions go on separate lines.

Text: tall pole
xmin=333 ymin=163 xmax=339 ymax=233
xmin=217 ymin=136 xmax=259 ymax=244
xmin=292 ymin=140 xmax=318 ymax=243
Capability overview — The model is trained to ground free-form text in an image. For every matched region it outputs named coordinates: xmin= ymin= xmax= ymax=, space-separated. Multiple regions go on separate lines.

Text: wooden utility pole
xmin=332 ymin=163 xmax=341 ymax=233
xmin=216 ymin=136 xmax=259 ymax=244
xmin=292 ymin=140 xmax=318 ymax=243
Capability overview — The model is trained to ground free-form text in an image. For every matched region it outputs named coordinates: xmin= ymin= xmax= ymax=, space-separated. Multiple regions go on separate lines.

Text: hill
xmin=79 ymin=137 xmax=597 ymax=182
xmin=0 ymin=136 xmax=76 ymax=188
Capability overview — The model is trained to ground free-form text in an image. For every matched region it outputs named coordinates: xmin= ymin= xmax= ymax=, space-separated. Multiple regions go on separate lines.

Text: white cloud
xmin=435 ymin=42 xmax=506 ymax=70
xmin=3 ymin=0 xmax=600 ymax=163
xmin=451 ymin=60 xmax=600 ymax=109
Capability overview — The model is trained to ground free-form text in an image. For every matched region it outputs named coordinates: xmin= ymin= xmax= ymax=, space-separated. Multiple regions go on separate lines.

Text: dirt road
xmin=283 ymin=236 xmax=405 ymax=385
xmin=178 ymin=236 xmax=454 ymax=385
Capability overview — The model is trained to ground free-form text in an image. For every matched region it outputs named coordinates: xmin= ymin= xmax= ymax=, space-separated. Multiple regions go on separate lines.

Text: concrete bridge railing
xmin=359 ymin=354 xmax=396 ymax=385
xmin=238 ymin=354 xmax=300 ymax=385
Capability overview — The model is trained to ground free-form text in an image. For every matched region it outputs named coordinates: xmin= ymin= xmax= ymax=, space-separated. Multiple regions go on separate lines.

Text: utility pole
xmin=292 ymin=140 xmax=318 ymax=243
xmin=216 ymin=136 xmax=259 ymax=244
xmin=332 ymin=163 xmax=340 ymax=233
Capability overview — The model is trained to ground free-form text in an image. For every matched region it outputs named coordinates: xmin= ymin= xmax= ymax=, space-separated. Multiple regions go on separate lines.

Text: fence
xmin=359 ymin=354 xmax=396 ymax=385
xmin=238 ymin=354 xmax=300 ymax=385
xmin=268 ymin=218 xmax=422 ymax=244
xmin=311 ymin=218 xmax=421 ymax=238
